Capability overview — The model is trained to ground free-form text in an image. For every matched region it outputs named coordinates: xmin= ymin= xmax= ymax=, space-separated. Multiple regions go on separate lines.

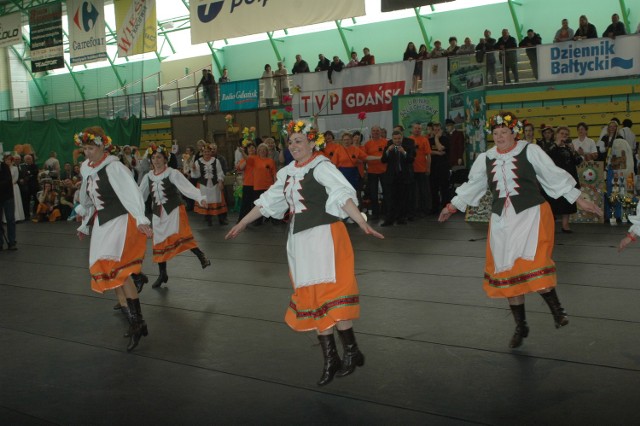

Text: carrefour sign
xmin=538 ymin=34 xmax=639 ymax=82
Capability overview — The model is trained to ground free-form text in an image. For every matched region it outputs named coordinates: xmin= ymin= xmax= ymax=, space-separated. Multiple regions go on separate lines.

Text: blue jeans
xmin=1 ymin=198 xmax=16 ymax=247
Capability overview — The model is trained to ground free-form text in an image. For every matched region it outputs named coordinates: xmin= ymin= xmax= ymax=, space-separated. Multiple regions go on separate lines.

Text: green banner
xmin=0 ymin=116 xmax=141 ymax=167
xmin=393 ymin=93 xmax=444 ymax=137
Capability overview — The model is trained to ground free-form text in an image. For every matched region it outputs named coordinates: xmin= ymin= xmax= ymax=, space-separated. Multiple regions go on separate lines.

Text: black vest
xmin=486 ymin=144 xmax=545 ymax=215
xmin=288 ymin=164 xmax=340 ymax=234
xmin=150 ymin=175 xmax=183 ymax=217
xmin=92 ymin=166 xmax=128 ymax=225
xmin=197 ymin=159 xmax=218 ymax=186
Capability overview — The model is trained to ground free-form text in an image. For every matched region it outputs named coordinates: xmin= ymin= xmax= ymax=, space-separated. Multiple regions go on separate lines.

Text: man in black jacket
xmin=519 ymin=29 xmax=541 ymax=79
xmin=380 ymin=130 xmax=416 ymax=226
xmin=495 ymin=28 xmax=518 ymax=83
xmin=0 ymin=158 xmax=17 ymax=250
xmin=314 ymin=54 xmax=331 ymax=72
xmin=292 ymin=55 xmax=310 ymax=74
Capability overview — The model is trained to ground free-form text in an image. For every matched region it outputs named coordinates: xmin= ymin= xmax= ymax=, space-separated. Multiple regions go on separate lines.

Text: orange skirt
xmin=152 ymin=205 xmax=198 ymax=263
xmin=194 ymin=190 xmax=228 ymax=216
xmin=90 ymin=215 xmax=147 ymax=294
xmin=284 ymin=222 xmax=360 ymax=332
xmin=483 ymin=202 xmax=557 ymax=298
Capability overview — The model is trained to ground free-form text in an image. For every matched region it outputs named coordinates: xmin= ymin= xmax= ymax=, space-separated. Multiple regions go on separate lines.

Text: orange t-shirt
xmin=410 ymin=135 xmax=432 ymax=173
xmin=243 ymin=155 xmax=256 ymax=186
xmin=250 ymin=156 xmax=276 ymax=191
xmin=363 ymin=138 xmax=388 ymax=174
xmin=333 ymin=145 xmax=367 ymax=168
xmin=322 ymin=142 xmax=340 ymax=165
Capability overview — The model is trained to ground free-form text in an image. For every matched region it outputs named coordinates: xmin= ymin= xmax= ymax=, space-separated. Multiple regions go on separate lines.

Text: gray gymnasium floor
xmin=1 ymin=212 xmax=639 ymax=425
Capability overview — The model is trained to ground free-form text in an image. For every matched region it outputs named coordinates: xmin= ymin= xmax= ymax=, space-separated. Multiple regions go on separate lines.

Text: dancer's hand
xmin=359 ymin=222 xmax=384 ymax=239
xmin=225 ymin=223 xmax=246 ymax=240
xmin=438 ymin=207 xmax=454 ymax=222
xmin=618 ymin=233 xmax=636 ymax=252
xmin=77 ymin=231 xmax=86 ymax=241
xmin=138 ymin=224 xmax=153 ymax=238
xmin=199 ymin=199 xmax=208 ymax=208
xmin=576 ymin=198 xmax=603 ymax=216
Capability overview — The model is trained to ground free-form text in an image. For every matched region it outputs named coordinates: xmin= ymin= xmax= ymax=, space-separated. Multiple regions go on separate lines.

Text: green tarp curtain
xmin=0 ymin=116 xmax=141 ymax=167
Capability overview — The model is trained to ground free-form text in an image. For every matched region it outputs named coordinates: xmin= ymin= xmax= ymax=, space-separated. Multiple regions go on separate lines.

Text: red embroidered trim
xmin=91 ymin=259 xmax=143 ymax=282
xmin=485 ymin=266 xmax=556 ymax=288
xmin=289 ymin=295 xmax=359 ymax=320
xmin=497 ymin=142 xmax=517 ymax=154
xmin=153 ymin=236 xmax=195 ymax=255
xmin=294 ymin=153 xmax=319 ymax=168
xmin=89 ymin=153 xmax=109 ymax=168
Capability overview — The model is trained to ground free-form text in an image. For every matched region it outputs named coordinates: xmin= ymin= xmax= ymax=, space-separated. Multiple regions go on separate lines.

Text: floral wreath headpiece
xmin=485 ymin=113 xmax=523 ymax=136
xmin=146 ymin=143 xmax=168 ymax=158
xmin=242 ymin=126 xmax=256 ymax=147
xmin=285 ymin=120 xmax=325 ymax=151
xmin=73 ymin=131 xmax=112 ymax=149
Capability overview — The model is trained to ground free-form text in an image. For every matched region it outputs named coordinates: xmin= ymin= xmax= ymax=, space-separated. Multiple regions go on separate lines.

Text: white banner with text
xmin=190 ymin=0 xmax=365 ymax=44
xmin=0 ymin=13 xmax=22 ymax=48
xmin=537 ymin=34 xmax=640 ymax=82
xmin=67 ymin=0 xmax=107 ymax=66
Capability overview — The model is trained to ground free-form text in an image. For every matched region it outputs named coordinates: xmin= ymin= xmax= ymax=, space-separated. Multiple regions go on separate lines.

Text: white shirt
xmin=572 ymin=137 xmax=597 ymax=155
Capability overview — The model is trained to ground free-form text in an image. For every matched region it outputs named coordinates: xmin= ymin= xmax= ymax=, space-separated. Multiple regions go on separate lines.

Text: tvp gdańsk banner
xmin=115 ymin=0 xmax=157 ymax=57
xmin=219 ymin=79 xmax=259 ymax=111
xmin=190 ymin=0 xmax=365 ymax=44
xmin=67 ymin=0 xmax=107 ymax=66
xmin=537 ymin=34 xmax=640 ymax=82
xmin=29 ymin=3 xmax=64 ymax=72
xmin=0 ymin=13 xmax=22 ymax=48
xmin=292 ymin=61 xmax=414 ymax=134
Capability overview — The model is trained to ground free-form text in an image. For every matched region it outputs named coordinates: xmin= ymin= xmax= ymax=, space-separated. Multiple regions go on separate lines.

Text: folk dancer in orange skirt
xmin=226 ymin=121 xmax=384 ymax=386
xmin=439 ymin=113 xmax=602 ymax=348
xmin=192 ymin=143 xmax=228 ymax=225
xmin=75 ymin=127 xmax=153 ymax=352
xmin=139 ymin=145 xmax=211 ymax=289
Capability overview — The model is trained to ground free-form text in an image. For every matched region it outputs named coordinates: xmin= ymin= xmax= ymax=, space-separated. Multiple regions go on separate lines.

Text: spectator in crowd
xmin=3 ymin=154 xmax=24 ymax=222
xmin=381 ymin=130 xmax=416 ymax=226
xmin=0 ymin=156 xmax=17 ymax=251
xmin=495 ymin=28 xmax=519 ymax=83
xmin=522 ymin=121 xmax=536 ymax=144
xmin=58 ymin=179 xmax=77 ymax=220
xmin=333 ymin=132 xmax=368 ymax=193
xmin=321 ymin=130 xmax=340 ymax=162
xmin=542 ymin=126 xmax=583 ymax=233
xmin=574 ymin=15 xmax=598 ymax=40
xmin=237 ymin=143 xmax=256 ymax=221
xmin=403 ymin=42 xmax=419 ymax=61
xmin=59 ymin=162 xmax=74 ymax=180
xmin=328 ymin=56 xmax=345 ymax=83
xmin=409 ymin=123 xmax=431 ymax=217
xmin=539 ymin=125 xmax=555 ymax=151
xmin=428 ymin=122 xmax=451 ymax=213
xmin=15 ymin=155 xmax=30 ymax=220
xmin=219 ymin=68 xmax=230 ymax=83
xmin=346 ymin=51 xmax=359 ymax=68
xmin=378 ymin=128 xmax=386 ymax=141
xmin=411 ymin=44 xmax=428 ymax=92
xmin=446 ymin=119 xmax=465 ymax=167
xmin=33 ymin=180 xmax=61 ymax=223
xmin=43 ymin=151 xmax=60 ymax=178
xmin=403 ymin=42 xmax=419 ymax=91
xmin=247 ymin=143 xmax=277 ymax=226
xmin=196 ymin=69 xmax=216 ymax=112
xmin=620 ymin=119 xmax=636 ymax=150
xmin=597 ymin=119 xmax=621 ymax=161
xmin=457 ymin=37 xmax=475 ymax=55
xmin=292 ymin=54 xmax=310 ymax=74
xmin=120 ymin=145 xmax=136 ymax=175
xmin=352 ymin=130 xmax=364 ymax=147
xmin=359 ymin=47 xmax=375 ymax=66
xmin=480 ymin=30 xmax=497 ymax=84
xmin=182 ymin=146 xmax=197 ymax=211
xmin=274 ymin=62 xmax=290 ymax=103
xmin=600 ymin=120 xmax=633 ymax=224
xmin=191 ymin=143 xmax=228 ymax=226
xmin=603 ymin=13 xmax=626 ymax=38
xmin=363 ymin=126 xmax=387 ymax=220
xmin=519 ymin=29 xmax=542 ymax=79
xmin=572 ymin=122 xmax=598 ymax=162
xmin=20 ymin=154 xmax=38 ymax=217
xmin=444 ymin=37 xmax=459 ymax=56
xmin=429 ymin=40 xmax=445 ymax=58
xmin=261 ymin=64 xmax=276 ymax=107
xmin=554 ymin=18 xmax=575 ymax=42
xmin=315 ymin=54 xmax=331 ymax=72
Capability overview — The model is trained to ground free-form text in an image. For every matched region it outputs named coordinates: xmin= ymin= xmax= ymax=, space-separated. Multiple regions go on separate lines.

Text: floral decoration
xmin=73 ymin=131 xmax=112 ymax=149
xmin=285 ymin=120 xmax=325 ymax=151
xmin=484 ymin=112 xmax=524 ymax=136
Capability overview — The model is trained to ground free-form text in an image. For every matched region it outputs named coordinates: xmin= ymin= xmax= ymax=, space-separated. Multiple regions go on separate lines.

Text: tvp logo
xmin=73 ymin=1 xmax=99 ymax=32
xmin=198 ymin=0 xmax=270 ymax=23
